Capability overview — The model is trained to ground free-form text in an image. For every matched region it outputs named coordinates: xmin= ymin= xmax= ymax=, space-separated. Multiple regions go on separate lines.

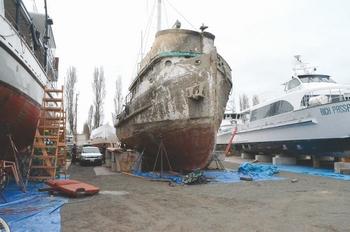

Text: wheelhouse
xmin=298 ymin=74 xmax=335 ymax=84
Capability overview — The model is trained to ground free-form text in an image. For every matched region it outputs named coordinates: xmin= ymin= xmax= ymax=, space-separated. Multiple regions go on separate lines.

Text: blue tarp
xmin=204 ymin=162 xmax=282 ymax=183
xmin=0 ymin=182 xmax=67 ymax=232
xmin=238 ymin=162 xmax=280 ymax=178
xmin=133 ymin=171 xmax=183 ymax=184
xmin=274 ymin=164 xmax=350 ymax=181
xmin=132 ymin=163 xmax=282 ymax=184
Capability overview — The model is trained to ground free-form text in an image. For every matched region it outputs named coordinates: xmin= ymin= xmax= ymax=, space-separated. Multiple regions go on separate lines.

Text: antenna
xmin=292 ymin=55 xmax=317 ymax=76
xmin=157 ymin=0 xmax=162 ymax=31
xmin=294 ymin=55 xmax=302 ymax=63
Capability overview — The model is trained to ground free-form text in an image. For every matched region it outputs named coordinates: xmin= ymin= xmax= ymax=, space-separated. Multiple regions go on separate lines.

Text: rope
xmin=163 ymin=1 xmax=169 ymax=29
xmin=142 ymin=0 xmax=156 ymax=55
xmin=132 ymin=0 xmax=156 ymax=76
xmin=165 ymin=0 xmax=196 ymax=30
xmin=0 ymin=34 xmax=15 ymax=38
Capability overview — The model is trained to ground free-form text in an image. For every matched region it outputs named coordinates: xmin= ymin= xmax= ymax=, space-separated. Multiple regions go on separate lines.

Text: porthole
xmin=195 ymin=60 xmax=201 ymax=65
xmin=165 ymin=60 xmax=172 ymax=66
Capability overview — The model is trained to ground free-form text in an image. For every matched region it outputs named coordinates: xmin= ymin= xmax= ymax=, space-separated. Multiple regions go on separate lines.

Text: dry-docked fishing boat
xmin=0 ymin=0 xmax=58 ymax=158
xmin=115 ymin=24 xmax=232 ymax=171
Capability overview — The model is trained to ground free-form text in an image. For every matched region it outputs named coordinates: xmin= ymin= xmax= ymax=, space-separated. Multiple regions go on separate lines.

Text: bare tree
xmin=87 ymin=105 xmax=94 ymax=132
xmin=112 ymin=75 xmax=124 ymax=124
xmin=239 ymin=94 xmax=250 ymax=111
xmin=92 ymin=67 xmax=106 ymax=129
xmin=252 ymin=94 xmax=260 ymax=106
xmin=83 ymin=122 xmax=90 ymax=140
xmin=74 ymin=93 xmax=79 ymax=142
xmin=64 ymin=66 xmax=77 ymax=134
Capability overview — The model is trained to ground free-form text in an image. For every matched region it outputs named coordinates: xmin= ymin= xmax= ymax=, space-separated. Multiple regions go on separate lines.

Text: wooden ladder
xmin=27 ymin=86 xmax=67 ymax=181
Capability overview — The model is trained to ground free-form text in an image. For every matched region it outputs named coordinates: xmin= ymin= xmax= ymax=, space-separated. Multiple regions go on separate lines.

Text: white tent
xmin=89 ymin=124 xmax=119 ymax=145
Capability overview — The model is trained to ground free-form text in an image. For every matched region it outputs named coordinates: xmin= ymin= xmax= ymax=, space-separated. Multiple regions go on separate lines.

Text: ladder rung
xmin=35 ymin=135 xmax=58 ymax=140
xmin=42 ymin=107 xmax=62 ymax=112
xmin=40 ymin=117 xmax=65 ymax=120
xmin=29 ymin=176 xmax=54 ymax=180
xmin=45 ymin=88 xmax=63 ymax=93
xmin=33 ymin=144 xmax=58 ymax=148
xmin=39 ymin=125 xmax=64 ymax=129
xmin=32 ymin=155 xmax=57 ymax=159
xmin=31 ymin=166 xmax=56 ymax=169
xmin=43 ymin=98 xmax=63 ymax=102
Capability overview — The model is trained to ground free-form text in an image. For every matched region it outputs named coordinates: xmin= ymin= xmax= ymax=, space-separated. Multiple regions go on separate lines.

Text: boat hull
xmin=116 ymin=29 xmax=232 ymax=171
xmin=0 ymin=81 xmax=40 ymax=158
xmin=119 ymin=119 xmax=216 ymax=170
xmin=234 ymin=137 xmax=350 ymax=157
xmin=0 ymin=27 xmax=44 ymax=158
xmin=0 ymin=1 xmax=57 ymax=159
xmin=234 ymin=100 xmax=350 ymax=156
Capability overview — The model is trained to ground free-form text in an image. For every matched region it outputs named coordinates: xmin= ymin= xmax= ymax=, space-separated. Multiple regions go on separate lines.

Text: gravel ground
xmin=61 ymin=161 xmax=350 ymax=232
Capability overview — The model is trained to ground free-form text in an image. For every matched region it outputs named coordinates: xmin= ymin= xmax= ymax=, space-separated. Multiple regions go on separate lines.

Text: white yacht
xmin=234 ymin=57 xmax=350 ymax=157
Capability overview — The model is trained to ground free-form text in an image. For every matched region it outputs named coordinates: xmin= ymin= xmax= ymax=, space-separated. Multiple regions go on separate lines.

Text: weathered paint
xmin=116 ymin=28 xmax=232 ymax=171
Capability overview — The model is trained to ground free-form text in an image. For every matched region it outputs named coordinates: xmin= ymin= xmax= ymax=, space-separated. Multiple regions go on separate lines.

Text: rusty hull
xmin=116 ymin=28 xmax=232 ymax=171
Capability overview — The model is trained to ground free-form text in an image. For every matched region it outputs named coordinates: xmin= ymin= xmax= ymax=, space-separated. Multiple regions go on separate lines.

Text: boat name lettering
xmin=320 ymin=103 xmax=350 ymax=116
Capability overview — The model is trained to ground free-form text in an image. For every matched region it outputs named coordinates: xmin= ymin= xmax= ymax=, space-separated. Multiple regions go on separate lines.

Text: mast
xmin=0 ymin=0 xmax=3 ymax=16
xmin=15 ymin=0 xmax=20 ymax=30
xmin=140 ymin=31 xmax=144 ymax=60
xmin=44 ymin=0 xmax=48 ymax=72
xmin=157 ymin=0 xmax=161 ymax=31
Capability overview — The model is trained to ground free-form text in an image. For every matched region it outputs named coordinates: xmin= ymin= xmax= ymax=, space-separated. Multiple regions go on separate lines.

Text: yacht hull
xmin=234 ymin=100 xmax=350 ymax=156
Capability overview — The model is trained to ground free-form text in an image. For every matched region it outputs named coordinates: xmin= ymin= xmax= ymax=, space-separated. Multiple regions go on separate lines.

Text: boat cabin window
xmin=286 ymin=78 xmax=301 ymax=91
xmin=301 ymin=94 xmax=344 ymax=107
xmin=224 ymin=113 xmax=241 ymax=120
xmin=298 ymin=75 xmax=335 ymax=83
xmin=250 ymin=100 xmax=293 ymax=121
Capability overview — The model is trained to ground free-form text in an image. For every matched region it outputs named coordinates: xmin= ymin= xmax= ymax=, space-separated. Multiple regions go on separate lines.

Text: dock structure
xmin=27 ymin=86 xmax=67 ymax=181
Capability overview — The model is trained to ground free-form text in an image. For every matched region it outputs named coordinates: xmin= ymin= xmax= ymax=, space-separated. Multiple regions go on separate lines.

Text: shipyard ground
xmin=61 ymin=161 xmax=350 ymax=232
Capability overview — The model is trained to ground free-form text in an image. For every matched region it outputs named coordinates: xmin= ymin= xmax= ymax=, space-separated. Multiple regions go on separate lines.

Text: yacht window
xmin=250 ymin=100 xmax=293 ymax=121
xmin=286 ymin=78 xmax=301 ymax=90
xmin=299 ymin=75 xmax=336 ymax=83
xmin=301 ymin=94 xmax=344 ymax=107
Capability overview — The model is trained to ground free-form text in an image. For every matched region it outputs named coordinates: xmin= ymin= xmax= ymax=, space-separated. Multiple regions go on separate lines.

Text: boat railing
xmin=46 ymin=49 xmax=58 ymax=81
xmin=2 ymin=3 xmax=57 ymax=83
xmin=301 ymin=86 xmax=350 ymax=107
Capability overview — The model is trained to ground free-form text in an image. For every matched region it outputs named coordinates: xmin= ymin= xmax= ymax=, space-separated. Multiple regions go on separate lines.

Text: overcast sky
xmin=24 ymin=0 xmax=350 ymax=132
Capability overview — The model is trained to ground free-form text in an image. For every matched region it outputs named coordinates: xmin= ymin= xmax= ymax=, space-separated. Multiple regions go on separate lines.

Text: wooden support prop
xmin=224 ymin=127 xmax=237 ymax=156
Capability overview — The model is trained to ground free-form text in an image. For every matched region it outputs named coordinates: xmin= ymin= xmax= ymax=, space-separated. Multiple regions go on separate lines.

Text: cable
xmin=132 ymin=0 xmax=156 ymax=77
xmin=142 ymin=0 xmax=156 ymax=55
xmin=0 ymin=34 xmax=15 ymax=38
xmin=163 ymin=1 xmax=169 ymax=28
xmin=32 ymin=0 xmax=38 ymax=12
xmin=165 ymin=0 xmax=196 ymax=30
